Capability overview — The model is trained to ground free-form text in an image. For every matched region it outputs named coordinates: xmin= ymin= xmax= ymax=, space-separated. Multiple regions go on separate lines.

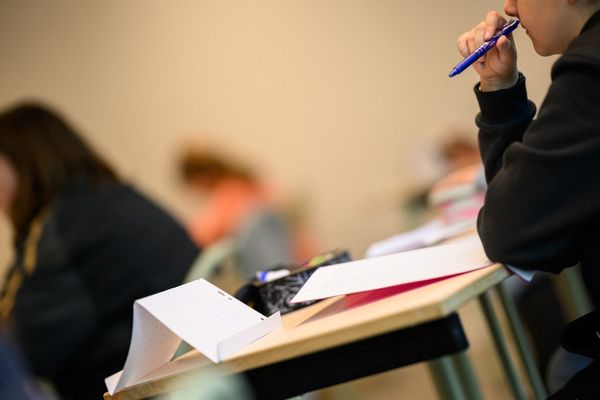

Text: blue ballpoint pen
xmin=449 ymin=18 xmax=520 ymax=77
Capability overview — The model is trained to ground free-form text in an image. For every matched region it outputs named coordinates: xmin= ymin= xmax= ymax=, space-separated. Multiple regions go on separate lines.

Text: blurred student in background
xmin=179 ymin=148 xmax=317 ymax=278
xmin=403 ymin=133 xmax=484 ymax=227
xmin=0 ymin=102 xmax=199 ymax=400
xmin=427 ymin=136 xmax=485 ymax=221
xmin=179 ymin=148 xmax=272 ymax=248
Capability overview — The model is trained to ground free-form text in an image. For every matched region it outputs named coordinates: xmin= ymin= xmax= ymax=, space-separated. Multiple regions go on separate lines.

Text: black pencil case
xmin=234 ymin=249 xmax=352 ymax=315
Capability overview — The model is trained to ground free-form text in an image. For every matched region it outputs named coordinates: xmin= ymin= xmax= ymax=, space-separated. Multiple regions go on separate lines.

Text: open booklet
xmin=105 ymin=279 xmax=281 ymax=396
xmin=292 ymin=234 xmax=493 ymax=303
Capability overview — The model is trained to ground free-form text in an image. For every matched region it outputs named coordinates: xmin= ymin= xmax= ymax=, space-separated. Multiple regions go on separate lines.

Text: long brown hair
xmin=0 ymin=102 xmax=119 ymax=243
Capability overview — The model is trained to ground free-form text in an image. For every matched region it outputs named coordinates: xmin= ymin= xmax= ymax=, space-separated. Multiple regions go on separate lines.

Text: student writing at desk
xmin=0 ymin=103 xmax=199 ymax=400
xmin=456 ymin=1 xmax=600 ymax=398
xmin=179 ymin=147 xmax=317 ymax=278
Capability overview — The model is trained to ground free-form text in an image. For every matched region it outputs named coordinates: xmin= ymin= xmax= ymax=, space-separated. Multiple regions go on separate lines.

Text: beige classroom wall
xmin=0 ymin=0 xmax=555 ymax=274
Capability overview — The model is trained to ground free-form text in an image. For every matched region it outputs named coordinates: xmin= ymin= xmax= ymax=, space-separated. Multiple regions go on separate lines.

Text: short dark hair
xmin=0 ymin=102 xmax=118 ymax=241
xmin=179 ymin=149 xmax=253 ymax=183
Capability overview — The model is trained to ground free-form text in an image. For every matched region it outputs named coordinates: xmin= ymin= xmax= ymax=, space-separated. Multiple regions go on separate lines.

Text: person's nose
xmin=504 ymin=0 xmax=518 ymax=18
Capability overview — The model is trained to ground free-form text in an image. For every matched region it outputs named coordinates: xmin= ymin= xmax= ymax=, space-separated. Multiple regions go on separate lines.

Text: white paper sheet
xmin=106 ymin=302 xmax=182 ymax=394
xmin=365 ymin=218 xmax=476 ymax=258
xmin=292 ymin=235 xmax=492 ymax=303
xmin=106 ymin=279 xmax=281 ymax=395
xmin=506 ymin=264 xmax=535 ymax=282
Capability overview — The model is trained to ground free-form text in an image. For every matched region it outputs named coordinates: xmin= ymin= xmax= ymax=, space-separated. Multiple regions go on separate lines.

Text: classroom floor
xmin=310 ymin=295 xmax=531 ymax=400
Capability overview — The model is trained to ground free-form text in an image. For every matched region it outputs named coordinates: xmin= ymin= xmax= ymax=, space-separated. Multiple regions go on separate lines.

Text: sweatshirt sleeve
xmin=474 ymin=57 xmax=600 ymax=273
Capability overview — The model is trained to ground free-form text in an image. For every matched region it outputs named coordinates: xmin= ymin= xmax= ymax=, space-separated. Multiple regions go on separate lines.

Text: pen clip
xmin=494 ymin=18 xmax=520 ymax=40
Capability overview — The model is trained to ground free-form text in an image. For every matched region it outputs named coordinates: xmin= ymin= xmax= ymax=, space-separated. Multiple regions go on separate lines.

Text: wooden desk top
xmin=105 ymin=263 xmax=508 ymax=400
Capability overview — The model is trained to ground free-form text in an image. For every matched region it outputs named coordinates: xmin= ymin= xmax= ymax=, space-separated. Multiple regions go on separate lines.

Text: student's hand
xmin=457 ymin=11 xmax=518 ymax=91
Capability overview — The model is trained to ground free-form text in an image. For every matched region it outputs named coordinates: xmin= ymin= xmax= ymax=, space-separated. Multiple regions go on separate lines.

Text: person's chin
xmin=532 ymin=42 xmax=552 ymax=57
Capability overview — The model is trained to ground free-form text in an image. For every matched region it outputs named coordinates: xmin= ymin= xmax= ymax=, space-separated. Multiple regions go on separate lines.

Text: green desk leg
xmin=451 ymin=351 xmax=484 ymax=400
xmin=478 ymin=291 xmax=528 ymax=400
xmin=554 ymin=265 xmax=593 ymax=321
xmin=428 ymin=356 xmax=467 ymax=400
xmin=496 ymin=282 xmax=548 ymax=400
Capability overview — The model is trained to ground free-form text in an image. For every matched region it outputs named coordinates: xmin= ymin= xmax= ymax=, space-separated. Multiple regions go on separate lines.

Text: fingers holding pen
xmin=456 ymin=11 xmax=509 ymax=58
xmin=456 ymin=24 xmax=481 ymax=58
xmin=484 ymin=11 xmax=507 ymax=40
xmin=456 ymin=22 xmax=488 ymax=62
xmin=474 ymin=22 xmax=487 ymax=62
xmin=454 ymin=12 xmax=519 ymax=85
xmin=456 ymin=32 xmax=471 ymax=58
xmin=496 ymin=35 xmax=517 ymax=64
